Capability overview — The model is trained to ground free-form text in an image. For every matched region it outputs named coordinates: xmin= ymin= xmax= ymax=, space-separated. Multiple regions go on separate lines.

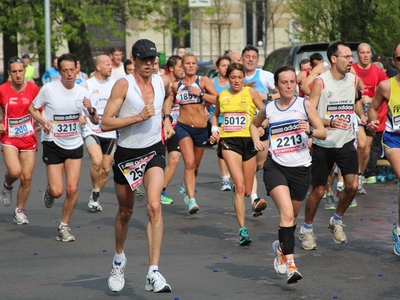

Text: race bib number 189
xmin=118 ymin=151 xmax=156 ymax=191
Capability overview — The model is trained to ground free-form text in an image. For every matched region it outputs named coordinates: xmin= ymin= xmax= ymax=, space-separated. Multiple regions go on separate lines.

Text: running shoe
xmin=88 ymin=191 xmax=102 ymax=211
xmin=357 ymin=176 xmax=366 ymax=195
xmin=298 ymin=227 xmax=317 ymax=250
xmin=135 ymin=187 xmax=145 ymax=196
xmin=252 ymin=198 xmax=267 ymax=217
xmin=160 ymin=193 xmax=174 ymax=205
xmin=349 ymin=198 xmax=358 ymax=208
xmin=220 ymin=181 xmax=232 ymax=191
xmin=42 ymin=186 xmax=54 ymax=208
xmin=365 ymin=176 xmax=377 ymax=184
xmin=108 ymin=259 xmax=127 ymax=292
xmin=1 ymin=183 xmax=13 ymax=206
xmin=184 ymin=196 xmax=199 ymax=214
xmin=239 ymin=226 xmax=252 ymax=246
xmin=324 ymin=194 xmax=336 ymax=210
xmin=272 ymin=240 xmax=286 ymax=275
xmin=286 ymin=262 xmax=302 ymax=284
xmin=360 ymin=175 xmax=367 ymax=184
xmin=328 ymin=217 xmax=347 ymax=243
xmin=13 ymin=208 xmax=29 ymax=225
xmin=391 ymin=227 xmax=400 ymax=256
xmin=56 ymin=226 xmax=75 ymax=242
xmin=145 ymin=270 xmax=172 ymax=293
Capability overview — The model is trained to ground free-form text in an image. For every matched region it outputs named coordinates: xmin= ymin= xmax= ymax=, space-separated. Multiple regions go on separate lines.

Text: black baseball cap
xmin=21 ymin=53 xmax=30 ymax=59
xmin=131 ymin=39 xmax=158 ymax=59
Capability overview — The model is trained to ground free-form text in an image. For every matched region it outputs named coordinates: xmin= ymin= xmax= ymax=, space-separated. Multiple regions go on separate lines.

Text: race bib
xmin=92 ymin=114 xmax=102 ymax=134
xmin=392 ymin=114 xmax=400 ymax=132
xmin=177 ymin=90 xmax=198 ymax=105
xmin=8 ymin=114 xmax=34 ymax=138
xmin=53 ymin=114 xmax=79 ymax=138
xmin=171 ymin=105 xmax=180 ymax=126
xmin=118 ymin=151 xmax=156 ymax=191
xmin=269 ymin=121 xmax=307 ymax=156
xmin=325 ymin=103 xmax=354 ymax=129
xmin=223 ymin=112 xmax=246 ymax=131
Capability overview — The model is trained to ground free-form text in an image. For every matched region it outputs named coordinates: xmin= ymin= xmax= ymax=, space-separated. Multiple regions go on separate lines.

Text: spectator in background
xmin=124 ymin=59 xmax=134 ymax=75
xmin=110 ymin=47 xmax=125 ymax=80
xmin=41 ymin=56 xmax=60 ymax=84
xmin=75 ymin=60 xmax=89 ymax=84
xmin=22 ymin=53 xmax=35 ymax=82
xmin=372 ymin=53 xmax=398 ymax=78
xmin=176 ymin=46 xmax=186 ymax=58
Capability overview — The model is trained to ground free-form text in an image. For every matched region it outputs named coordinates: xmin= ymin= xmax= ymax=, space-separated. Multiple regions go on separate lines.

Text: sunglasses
xmin=8 ymin=57 xmax=24 ymax=64
xmin=394 ymin=56 xmax=400 ymax=62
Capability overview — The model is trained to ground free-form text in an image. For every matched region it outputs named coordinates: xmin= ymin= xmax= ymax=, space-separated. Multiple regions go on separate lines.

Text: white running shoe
xmin=272 ymin=240 xmax=286 ymax=275
xmin=13 ymin=209 xmax=29 ymax=225
xmin=145 ymin=270 xmax=172 ymax=293
xmin=108 ymin=259 xmax=127 ymax=292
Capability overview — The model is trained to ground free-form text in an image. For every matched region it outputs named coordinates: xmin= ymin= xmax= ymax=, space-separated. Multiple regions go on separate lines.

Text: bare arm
xmin=201 ymin=76 xmax=218 ymax=104
xmin=368 ymin=79 xmax=389 ymax=131
xmin=302 ymin=64 xmax=325 ymax=95
xmin=304 ymin=100 xmax=326 ymax=140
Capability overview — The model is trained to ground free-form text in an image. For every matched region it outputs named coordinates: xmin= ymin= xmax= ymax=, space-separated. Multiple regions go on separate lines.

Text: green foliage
xmin=288 ymin=0 xmax=400 ymax=56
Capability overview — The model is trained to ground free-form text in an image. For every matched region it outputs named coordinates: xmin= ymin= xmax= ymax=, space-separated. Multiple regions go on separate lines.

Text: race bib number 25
xmin=118 ymin=151 xmax=156 ymax=191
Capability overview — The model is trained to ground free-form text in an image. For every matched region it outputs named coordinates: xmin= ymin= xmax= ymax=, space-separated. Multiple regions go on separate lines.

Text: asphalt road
xmin=0 ymin=142 xmax=399 ymax=300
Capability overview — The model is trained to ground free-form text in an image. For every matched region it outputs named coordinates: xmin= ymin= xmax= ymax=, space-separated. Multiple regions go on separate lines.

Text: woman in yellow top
xmin=210 ymin=63 xmax=264 ymax=245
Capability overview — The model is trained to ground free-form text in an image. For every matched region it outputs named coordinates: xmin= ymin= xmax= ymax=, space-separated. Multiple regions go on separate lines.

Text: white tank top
xmin=82 ymin=77 xmax=116 ymax=139
xmin=118 ymin=74 xmax=165 ymax=148
xmin=266 ymin=97 xmax=311 ymax=167
xmin=313 ymin=70 xmax=356 ymax=148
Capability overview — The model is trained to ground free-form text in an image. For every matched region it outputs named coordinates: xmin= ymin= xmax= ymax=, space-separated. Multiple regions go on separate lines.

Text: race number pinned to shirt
xmin=53 ymin=114 xmax=79 ymax=137
xmin=8 ymin=114 xmax=34 ymax=138
xmin=269 ymin=121 xmax=307 ymax=156
xmin=223 ymin=112 xmax=246 ymax=131
xmin=392 ymin=114 xmax=400 ymax=132
xmin=118 ymin=151 xmax=156 ymax=191
xmin=325 ymin=104 xmax=354 ymax=129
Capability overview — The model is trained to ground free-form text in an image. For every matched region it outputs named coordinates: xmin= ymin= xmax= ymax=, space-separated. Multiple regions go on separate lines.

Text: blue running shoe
xmin=391 ymin=227 xmax=400 ymax=256
xmin=239 ymin=226 xmax=252 ymax=246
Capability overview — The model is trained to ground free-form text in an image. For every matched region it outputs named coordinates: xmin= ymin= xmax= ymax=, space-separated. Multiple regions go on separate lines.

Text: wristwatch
xmin=199 ymin=91 xmax=204 ymax=98
xmin=308 ymin=125 xmax=314 ymax=137
xmin=89 ymin=107 xmax=97 ymax=116
xmin=163 ymin=114 xmax=173 ymax=123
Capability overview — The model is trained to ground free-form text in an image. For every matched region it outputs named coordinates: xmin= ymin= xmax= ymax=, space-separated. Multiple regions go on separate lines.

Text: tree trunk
xmin=2 ymin=31 xmax=18 ymax=83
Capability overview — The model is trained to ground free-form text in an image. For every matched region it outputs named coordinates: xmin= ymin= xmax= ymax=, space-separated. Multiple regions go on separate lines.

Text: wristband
xmin=140 ymin=113 xmax=145 ymax=120
xmin=330 ymin=118 xmax=334 ymax=127
xmin=163 ymin=113 xmax=173 ymax=123
xmin=211 ymin=126 xmax=219 ymax=134
xmin=89 ymin=107 xmax=97 ymax=116
xmin=268 ymin=94 xmax=272 ymax=101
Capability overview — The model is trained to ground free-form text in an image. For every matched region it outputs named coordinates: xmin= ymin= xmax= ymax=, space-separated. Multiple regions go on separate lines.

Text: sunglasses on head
xmin=8 ymin=57 xmax=24 ymax=64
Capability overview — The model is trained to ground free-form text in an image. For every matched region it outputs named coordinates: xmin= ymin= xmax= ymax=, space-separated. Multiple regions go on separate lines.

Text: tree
xmin=287 ymin=0 xmax=400 ymax=56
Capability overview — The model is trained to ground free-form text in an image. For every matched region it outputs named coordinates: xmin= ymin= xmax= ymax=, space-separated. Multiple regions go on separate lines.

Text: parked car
xmin=196 ymin=61 xmax=216 ymax=78
xmin=262 ymin=42 xmax=371 ymax=74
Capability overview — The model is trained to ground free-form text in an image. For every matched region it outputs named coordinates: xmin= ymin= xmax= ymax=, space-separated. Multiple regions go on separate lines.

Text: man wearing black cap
xmin=102 ymin=39 xmax=174 ymax=293
xmin=21 ymin=53 xmax=35 ymax=82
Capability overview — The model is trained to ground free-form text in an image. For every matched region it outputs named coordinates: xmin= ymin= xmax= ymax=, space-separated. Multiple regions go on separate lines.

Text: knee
xmin=118 ymin=207 xmax=133 ymax=222
xmin=49 ymin=186 xmax=63 ymax=198
xmin=19 ymin=173 xmax=32 ymax=186
xmin=281 ymin=211 xmax=295 ymax=223
xmin=147 ymin=201 xmax=162 ymax=219
xmin=168 ymin=154 xmax=180 ymax=168
xmin=312 ymin=186 xmax=326 ymax=199
xmin=91 ymin=159 xmax=102 ymax=171
xmin=233 ymin=182 xmax=245 ymax=196
xmin=101 ymin=166 xmax=111 ymax=178
xmin=65 ymin=185 xmax=78 ymax=197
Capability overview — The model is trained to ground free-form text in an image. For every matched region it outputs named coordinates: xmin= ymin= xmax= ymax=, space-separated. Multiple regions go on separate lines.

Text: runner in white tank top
xmin=101 ymin=39 xmax=174 ymax=294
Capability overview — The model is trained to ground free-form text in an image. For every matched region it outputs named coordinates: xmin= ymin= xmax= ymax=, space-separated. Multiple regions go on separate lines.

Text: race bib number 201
xmin=118 ymin=151 xmax=156 ymax=191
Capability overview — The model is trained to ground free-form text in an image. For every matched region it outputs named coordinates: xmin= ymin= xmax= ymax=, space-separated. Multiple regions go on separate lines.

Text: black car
xmin=196 ymin=61 xmax=216 ymax=78
xmin=262 ymin=42 xmax=371 ymax=73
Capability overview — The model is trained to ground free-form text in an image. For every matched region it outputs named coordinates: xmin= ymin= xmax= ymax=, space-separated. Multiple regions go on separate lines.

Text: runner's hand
xmin=141 ymin=104 xmax=155 ymax=120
